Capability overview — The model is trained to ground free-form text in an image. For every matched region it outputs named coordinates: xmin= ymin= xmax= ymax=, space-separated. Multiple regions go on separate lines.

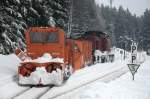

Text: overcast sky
xmin=95 ymin=0 xmax=150 ymax=16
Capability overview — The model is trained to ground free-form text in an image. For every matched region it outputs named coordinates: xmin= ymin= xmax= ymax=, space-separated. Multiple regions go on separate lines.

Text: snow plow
xmin=16 ymin=27 xmax=112 ymax=86
xmin=16 ymin=27 xmax=69 ymax=86
xmin=18 ymin=53 xmax=64 ymax=86
xmin=16 ymin=27 xmax=92 ymax=86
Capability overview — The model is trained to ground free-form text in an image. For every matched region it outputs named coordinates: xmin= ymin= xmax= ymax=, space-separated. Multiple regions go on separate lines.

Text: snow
xmin=29 ymin=7 xmax=40 ymax=17
xmin=40 ymin=51 xmax=128 ymax=99
xmin=0 ymin=54 xmax=21 ymax=86
xmin=14 ymin=87 xmax=49 ymax=99
xmin=15 ymin=0 xmax=20 ymax=4
xmin=0 ymin=82 xmax=29 ymax=99
xmin=0 ymin=48 xmax=148 ymax=99
xmin=59 ymin=54 xmax=150 ymax=99
xmin=94 ymin=49 xmax=115 ymax=63
xmin=47 ymin=17 xmax=56 ymax=27
xmin=1 ymin=49 xmax=126 ymax=99
xmin=0 ymin=54 xmax=29 ymax=99
xmin=19 ymin=53 xmax=64 ymax=85
xmin=136 ymin=51 xmax=146 ymax=64
xmin=23 ymin=53 xmax=64 ymax=63
xmin=94 ymin=50 xmax=107 ymax=56
xmin=19 ymin=68 xmax=63 ymax=85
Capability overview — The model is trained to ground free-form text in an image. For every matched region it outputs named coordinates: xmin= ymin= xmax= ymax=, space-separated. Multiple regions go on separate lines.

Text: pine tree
xmin=0 ymin=0 xmax=71 ymax=54
xmin=142 ymin=9 xmax=150 ymax=49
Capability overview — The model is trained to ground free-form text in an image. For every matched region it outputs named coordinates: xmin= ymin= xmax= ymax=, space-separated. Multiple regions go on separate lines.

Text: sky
xmin=95 ymin=0 xmax=150 ymax=16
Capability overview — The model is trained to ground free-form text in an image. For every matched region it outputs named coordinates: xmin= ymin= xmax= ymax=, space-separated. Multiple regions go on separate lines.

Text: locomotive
xmin=16 ymin=27 xmax=112 ymax=86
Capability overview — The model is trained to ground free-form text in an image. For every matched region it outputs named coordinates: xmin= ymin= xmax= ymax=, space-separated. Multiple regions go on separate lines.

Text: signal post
xmin=128 ymin=41 xmax=140 ymax=80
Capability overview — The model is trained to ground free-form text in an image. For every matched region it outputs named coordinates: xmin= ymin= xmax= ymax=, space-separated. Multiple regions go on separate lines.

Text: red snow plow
xmin=16 ymin=27 xmax=93 ymax=86
xmin=16 ymin=27 xmax=67 ymax=86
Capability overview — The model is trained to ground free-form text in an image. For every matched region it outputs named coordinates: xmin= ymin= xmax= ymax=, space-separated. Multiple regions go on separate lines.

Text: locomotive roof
xmin=84 ymin=31 xmax=109 ymax=37
xmin=71 ymin=31 xmax=109 ymax=40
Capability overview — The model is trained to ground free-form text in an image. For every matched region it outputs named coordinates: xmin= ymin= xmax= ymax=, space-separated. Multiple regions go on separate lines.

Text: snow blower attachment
xmin=18 ymin=54 xmax=64 ymax=86
xmin=16 ymin=27 xmax=67 ymax=86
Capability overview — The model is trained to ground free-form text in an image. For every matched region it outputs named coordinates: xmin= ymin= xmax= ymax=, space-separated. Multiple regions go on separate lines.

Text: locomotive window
xmin=47 ymin=32 xmax=59 ymax=43
xmin=30 ymin=32 xmax=59 ymax=43
xmin=30 ymin=32 xmax=44 ymax=43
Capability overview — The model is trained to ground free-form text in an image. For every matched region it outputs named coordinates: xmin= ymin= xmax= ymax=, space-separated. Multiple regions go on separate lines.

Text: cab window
xmin=30 ymin=32 xmax=59 ymax=43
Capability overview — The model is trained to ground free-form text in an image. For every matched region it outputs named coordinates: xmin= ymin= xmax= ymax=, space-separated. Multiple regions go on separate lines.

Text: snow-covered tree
xmin=0 ymin=0 xmax=70 ymax=54
xmin=71 ymin=0 xmax=104 ymax=38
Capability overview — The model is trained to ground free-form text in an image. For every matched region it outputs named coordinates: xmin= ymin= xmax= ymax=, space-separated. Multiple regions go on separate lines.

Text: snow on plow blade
xmin=18 ymin=62 xmax=64 ymax=86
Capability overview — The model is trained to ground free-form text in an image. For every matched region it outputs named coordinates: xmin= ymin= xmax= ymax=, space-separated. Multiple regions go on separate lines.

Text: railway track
xmin=0 ymin=63 xmax=128 ymax=99
xmin=0 ymin=75 xmax=17 ymax=86
xmin=39 ymin=66 xmax=128 ymax=99
xmin=53 ymin=67 xmax=128 ymax=99
xmin=13 ymin=87 xmax=51 ymax=99
xmin=13 ymin=87 xmax=32 ymax=98
xmin=0 ymin=81 xmax=29 ymax=99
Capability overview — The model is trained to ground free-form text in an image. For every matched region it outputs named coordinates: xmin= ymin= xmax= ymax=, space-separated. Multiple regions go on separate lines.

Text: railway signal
xmin=128 ymin=63 xmax=140 ymax=80
xmin=128 ymin=41 xmax=140 ymax=80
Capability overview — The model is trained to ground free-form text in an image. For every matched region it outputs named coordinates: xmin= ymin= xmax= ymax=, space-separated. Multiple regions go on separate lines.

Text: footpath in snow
xmin=61 ymin=55 xmax=150 ymax=99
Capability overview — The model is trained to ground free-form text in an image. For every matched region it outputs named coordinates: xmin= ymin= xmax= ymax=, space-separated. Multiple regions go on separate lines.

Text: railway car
xmin=81 ymin=31 xmax=114 ymax=63
xmin=83 ymin=31 xmax=111 ymax=51
xmin=16 ymin=27 xmax=93 ymax=86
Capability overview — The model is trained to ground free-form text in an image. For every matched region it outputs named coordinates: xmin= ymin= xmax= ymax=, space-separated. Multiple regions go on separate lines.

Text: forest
xmin=0 ymin=0 xmax=150 ymax=54
xmin=98 ymin=4 xmax=150 ymax=51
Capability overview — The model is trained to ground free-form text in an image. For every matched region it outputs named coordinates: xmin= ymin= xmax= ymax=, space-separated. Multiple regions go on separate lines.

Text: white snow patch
xmin=23 ymin=53 xmax=64 ymax=63
xmin=0 ymin=54 xmax=28 ymax=99
xmin=0 ymin=82 xmax=29 ymax=99
xmin=40 ymin=59 xmax=128 ymax=99
xmin=61 ymin=56 xmax=150 ymax=99
xmin=0 ymin=54 xmax=21 ymax=85
xmin=19 ymin=67 xmax=63 ymax=85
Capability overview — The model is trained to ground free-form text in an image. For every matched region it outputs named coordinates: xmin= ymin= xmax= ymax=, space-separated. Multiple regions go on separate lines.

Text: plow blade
xmin=18 ymin=62 xmax=64 ymax=86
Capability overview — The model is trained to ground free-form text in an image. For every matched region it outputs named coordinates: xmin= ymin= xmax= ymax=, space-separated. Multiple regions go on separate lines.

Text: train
xmin=15 ymin=27 xmax=114 ymax=86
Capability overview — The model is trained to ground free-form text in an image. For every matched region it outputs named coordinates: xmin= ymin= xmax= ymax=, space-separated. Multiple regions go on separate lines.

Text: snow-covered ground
xmin=40 ymin=59 xmax=128 ymax=99
xmin=0 ymin=54 xmax=21 ymax=86
xmin=0 ymin=54 xmax=29 ymax=99
xmin=0 ymin=48 xmax=147 ymax=99
xmin=40 ymin=48 xmax=129 ymax=99
xmin=59 ymin=54 xmax=149 ymax=99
